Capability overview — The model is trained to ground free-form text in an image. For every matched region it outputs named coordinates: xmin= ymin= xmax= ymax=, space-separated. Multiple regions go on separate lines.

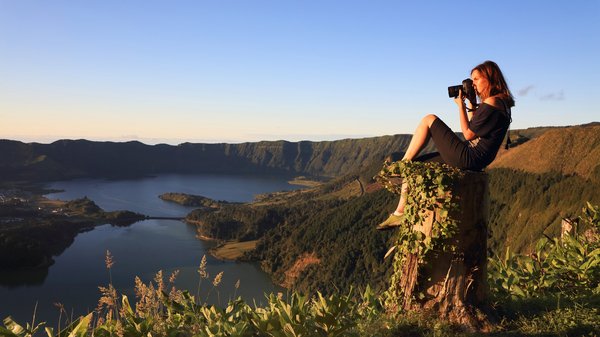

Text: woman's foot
xmin=376 ymin=212 xmax=404 ymax=230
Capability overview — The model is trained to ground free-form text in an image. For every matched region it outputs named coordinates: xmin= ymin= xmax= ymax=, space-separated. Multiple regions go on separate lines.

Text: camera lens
xmin=448 ymin=85 xmax=461 ymax=98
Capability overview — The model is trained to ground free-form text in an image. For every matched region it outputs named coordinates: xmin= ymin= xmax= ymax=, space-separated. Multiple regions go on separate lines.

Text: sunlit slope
xmin=490 ymin=125 xmax=600 ymax=178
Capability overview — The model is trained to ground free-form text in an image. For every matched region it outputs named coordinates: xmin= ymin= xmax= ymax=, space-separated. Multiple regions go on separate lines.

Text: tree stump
xmin=399 ymin=171 xmax=494 ymax=331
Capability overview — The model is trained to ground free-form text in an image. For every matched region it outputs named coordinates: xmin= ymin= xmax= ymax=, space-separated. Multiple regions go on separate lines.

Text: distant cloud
xmin=540 ymin=90 xmax=565 ymax=101
xmin=516 ymin=86 xmax=565 ymax=101
xmin=517 ymin=85 xmax=534 ymax=96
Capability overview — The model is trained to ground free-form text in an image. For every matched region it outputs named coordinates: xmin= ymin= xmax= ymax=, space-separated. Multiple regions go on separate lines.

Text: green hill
xmin=2 ymin=123 xmax=599 ymax=294
xmin=1 ymin=123 xmax=571 ymax=184
xmin=176 ymin=123 xmax=600 ymax=294
xmin=492 ymin=125 xmax=600 ymax=178
xmin=0 ymin=136 xmax=432 ymax=183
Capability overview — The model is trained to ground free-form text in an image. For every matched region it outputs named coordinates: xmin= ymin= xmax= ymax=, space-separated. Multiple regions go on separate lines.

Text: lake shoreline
xmin=0 ymin=194 xmax=147 ymax=271
xmin=1 ymin=173 xmax=296 ymax=327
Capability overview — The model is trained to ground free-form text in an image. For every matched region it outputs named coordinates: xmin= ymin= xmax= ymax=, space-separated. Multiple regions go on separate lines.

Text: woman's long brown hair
xmin=472 ymin=60 xmax=515 ymax=107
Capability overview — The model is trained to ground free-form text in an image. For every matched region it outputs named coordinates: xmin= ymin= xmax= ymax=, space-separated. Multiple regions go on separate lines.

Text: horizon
xmin=1 ymin=1 xmax=599 ymax=144
xmin=3 ymin=121 xmax=599 ymax=146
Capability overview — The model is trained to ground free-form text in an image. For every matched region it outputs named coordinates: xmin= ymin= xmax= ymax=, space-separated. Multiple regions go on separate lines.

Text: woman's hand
xmin=457 ymin=88 xmax=477 ymax=140
xmin=454 ymin=89 xmax=466 ymax=107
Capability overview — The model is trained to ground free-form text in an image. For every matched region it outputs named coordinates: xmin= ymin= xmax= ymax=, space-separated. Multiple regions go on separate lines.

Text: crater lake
xmin=0 ymin=173 xmax=299 ymax=326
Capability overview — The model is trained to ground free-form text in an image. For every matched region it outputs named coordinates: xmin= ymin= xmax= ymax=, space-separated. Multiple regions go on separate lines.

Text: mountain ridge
xmin=0 ymin=135 xmax=427 ymax=183
xmin=1 ymin=122 xmax=597 ymax=184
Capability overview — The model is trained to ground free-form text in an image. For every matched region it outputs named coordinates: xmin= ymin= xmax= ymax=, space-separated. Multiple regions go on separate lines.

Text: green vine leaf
xmin=375 ymin=160 xmax=463 ymax=311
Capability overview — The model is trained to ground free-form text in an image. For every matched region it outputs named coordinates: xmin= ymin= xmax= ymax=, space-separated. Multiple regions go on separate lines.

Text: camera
xmin=448 ymin=78 xmax=477 ymax=106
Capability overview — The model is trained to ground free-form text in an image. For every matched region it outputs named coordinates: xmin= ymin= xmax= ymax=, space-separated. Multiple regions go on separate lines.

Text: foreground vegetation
xmin=2 ymin=203 xmax=598 ymax=337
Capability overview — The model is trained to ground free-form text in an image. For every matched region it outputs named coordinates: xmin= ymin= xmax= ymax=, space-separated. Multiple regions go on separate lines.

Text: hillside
xmin=491 ymin=124 xmax=600 ymax=179
xmin=3 ymin=122 xmax=578 ymax=184
xmin=174 ymin=123 xmax=600 ymax=294
xmin=0 ymin=136 xmax=436 ymax=183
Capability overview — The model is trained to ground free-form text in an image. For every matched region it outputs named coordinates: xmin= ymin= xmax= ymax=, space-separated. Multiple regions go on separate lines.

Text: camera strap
xmin=500 ymin=99 xmax=512 ymax=149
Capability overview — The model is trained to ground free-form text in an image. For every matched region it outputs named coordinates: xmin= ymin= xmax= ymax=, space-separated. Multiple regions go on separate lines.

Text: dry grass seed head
xmin=115 ymin=320 xmax=124 ymax=337
xmin=154 ymin=270 xmax=164 ymax=295
xmin=169 ymin=270 xmax=180 ymax=284
xmin=213 ymin=271 xmax=223 ymax=287
xmin=198 ymin=255 xmax=209 ymax=279
xmin=96 ymin=285 xmax=117 ymax=316
xmin=53 ymin=302 xmax=66 ymax=313
xmin=169 ymin=286 xmax=184 ymax=303
xmin=134 ymin=276 xmax=159 ymax=317
xmin=105 ymin=250 xmax=115 ymax=269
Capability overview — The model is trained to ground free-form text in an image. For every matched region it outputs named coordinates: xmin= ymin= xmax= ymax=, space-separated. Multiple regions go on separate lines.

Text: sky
xmin=1 ymin=1 xmax=598 ymax=145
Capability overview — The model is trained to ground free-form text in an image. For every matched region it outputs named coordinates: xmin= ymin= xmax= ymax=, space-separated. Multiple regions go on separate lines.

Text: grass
xmin=210 ymin=240 xmax=259 ymax=260
xmin=288 ymin=176 xmax=324 ymax=188
xmin=4 ymin=251 xmax=598 ymax=337
xmin=2 ymin=271 xmax=599 ymax=336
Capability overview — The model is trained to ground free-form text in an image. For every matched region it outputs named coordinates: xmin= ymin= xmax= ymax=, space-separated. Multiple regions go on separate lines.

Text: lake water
xmin=0 ymin=174 xmax=296 ymax=327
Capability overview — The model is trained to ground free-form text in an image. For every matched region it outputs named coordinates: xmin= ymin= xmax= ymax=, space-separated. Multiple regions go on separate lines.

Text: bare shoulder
xmin=483 ymin=96 xmax=503 ymax=109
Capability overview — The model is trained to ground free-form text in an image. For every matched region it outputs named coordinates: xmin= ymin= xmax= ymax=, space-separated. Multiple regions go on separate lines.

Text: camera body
xmin=448 ymin=78 xmax=477 ymax=106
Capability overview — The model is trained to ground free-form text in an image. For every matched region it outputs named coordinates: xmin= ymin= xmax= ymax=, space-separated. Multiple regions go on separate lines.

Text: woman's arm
xmin=466 ymin=100 xmax=476 ymax=121
xmin=455 ymin=90 xmax=477 ymax=141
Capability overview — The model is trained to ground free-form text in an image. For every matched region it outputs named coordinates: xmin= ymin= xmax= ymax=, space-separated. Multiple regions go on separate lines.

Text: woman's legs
xmin=377 ymin=114 xmax=439 ymax=229
xmin=401 ymin=114 xmax=438 ymax=161
xmin=392 ymin=182 xmax=409 ymax=215
xmin=378 ymin=116 xmax=470 ymax=230
xmin=395 ymin=114 xmax=438 ymax=214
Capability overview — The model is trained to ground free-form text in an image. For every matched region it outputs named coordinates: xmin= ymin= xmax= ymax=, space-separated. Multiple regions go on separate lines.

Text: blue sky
xmin=1 ymin=1 xmax=598 ymax=144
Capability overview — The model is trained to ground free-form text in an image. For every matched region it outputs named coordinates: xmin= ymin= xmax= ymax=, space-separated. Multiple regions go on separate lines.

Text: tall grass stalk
xmin=206 ymin=271 xmax=223 ymax=305
xmin=105 ymin=250 xmax=114 ymax=286
xmin=53 ymin=302 xmax=66 ymax=333
xmin=30 ymin=301 xmax=37 ymax=332
xmin=196 ymin=255 xmax=208 ymax=305
xmin=233 ymin=279 xmax=240 ymax=299
xmin=100 ymin=250 xmax=119 ymax=322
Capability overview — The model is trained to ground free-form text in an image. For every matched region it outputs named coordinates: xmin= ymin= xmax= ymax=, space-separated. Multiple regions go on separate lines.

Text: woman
xmin=377 ymin=60 xmax=514 ymax=229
